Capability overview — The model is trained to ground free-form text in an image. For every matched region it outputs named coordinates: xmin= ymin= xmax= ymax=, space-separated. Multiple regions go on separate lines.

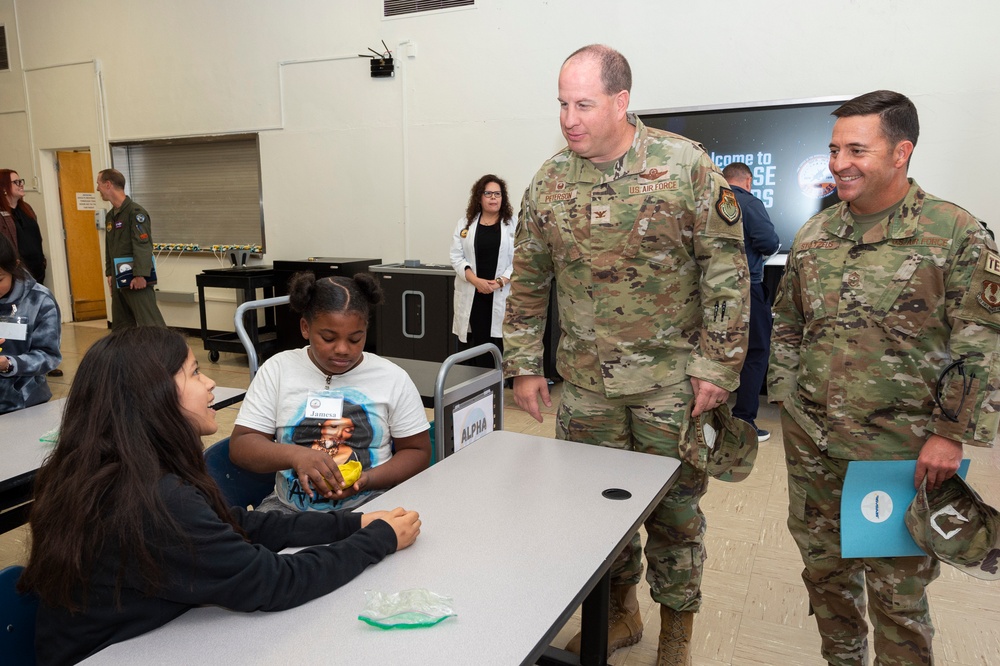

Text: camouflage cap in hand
xmin=904 ymin=474 xmax=1000 ymax=580
xmin=677 ymin=402 xmax=758 ymax=482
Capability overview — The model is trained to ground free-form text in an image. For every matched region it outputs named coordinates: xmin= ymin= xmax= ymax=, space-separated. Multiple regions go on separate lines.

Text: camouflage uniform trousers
xmin=782 ymin=410 xmax=939 ymax=665
xmin=557 ymin=380 xmax=708 ymax=612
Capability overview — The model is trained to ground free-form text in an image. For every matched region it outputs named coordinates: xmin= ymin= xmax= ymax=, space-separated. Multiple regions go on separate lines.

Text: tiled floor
xmin=3 ymin=322 xmax=1000 ymax=665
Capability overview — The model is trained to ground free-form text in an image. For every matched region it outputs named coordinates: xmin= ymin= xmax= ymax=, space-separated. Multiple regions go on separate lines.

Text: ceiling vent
xmin=384 ymin=0 xmax=474 ymax=18
xmin=0 ymin=26 xmax=9 ymax=71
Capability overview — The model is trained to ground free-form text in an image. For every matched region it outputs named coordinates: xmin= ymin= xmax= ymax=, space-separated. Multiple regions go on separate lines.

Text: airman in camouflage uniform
xmin=503 ymin=45 xmax=749 ymax=664
xmin=97 ymin=168 xmax=165 ymax=329
xmin=769 ymin=90 xmax=1000 ymax=666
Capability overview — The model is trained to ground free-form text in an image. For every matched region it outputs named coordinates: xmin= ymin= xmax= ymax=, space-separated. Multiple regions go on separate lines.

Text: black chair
xmin=204 ymin=438 xmax=275 ymax=508
xmin=0 ymin=565 xmax=37 ymax=666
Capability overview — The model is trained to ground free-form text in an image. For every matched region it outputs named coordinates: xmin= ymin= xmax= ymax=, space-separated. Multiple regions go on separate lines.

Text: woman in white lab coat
xmin=449 ymin=174 xmax=515 ymax=368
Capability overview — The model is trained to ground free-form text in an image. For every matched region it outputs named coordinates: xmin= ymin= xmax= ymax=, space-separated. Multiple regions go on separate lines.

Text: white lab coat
xmin=449 ymin=214 xmax=516 ymax=342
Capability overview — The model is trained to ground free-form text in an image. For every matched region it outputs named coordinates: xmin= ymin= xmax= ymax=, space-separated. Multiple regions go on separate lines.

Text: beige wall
xmin=1 ymin=0 xmax=998 ymax=327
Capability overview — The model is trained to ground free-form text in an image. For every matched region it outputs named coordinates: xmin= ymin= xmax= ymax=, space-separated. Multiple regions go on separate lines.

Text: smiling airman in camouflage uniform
xmin=769 ymin=90 xmax=1000 ymax=666
xmin=503 ymin=45 xmax=748 ymax=665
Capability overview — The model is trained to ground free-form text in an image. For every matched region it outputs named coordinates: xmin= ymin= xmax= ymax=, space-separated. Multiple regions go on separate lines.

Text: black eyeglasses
xmin=934 ymin=358 xmax=976 ymax=423
xmin=483 ymin=191 xmax=502 ymax=199
xmin=10 ymin=179 xmax=25 ymax=187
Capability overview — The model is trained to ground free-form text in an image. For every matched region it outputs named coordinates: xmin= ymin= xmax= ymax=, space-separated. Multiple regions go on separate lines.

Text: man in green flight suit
xmin=98 ymin=168 xmax=165 ymax=329
xmin=503 ymin=44 xmax=749 ymax=665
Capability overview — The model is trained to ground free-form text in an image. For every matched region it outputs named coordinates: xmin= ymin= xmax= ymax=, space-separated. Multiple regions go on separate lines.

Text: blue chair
xmin=204 ymin=438 xmax=275 ymax=508
xmin=0 ymin=565 xmax=37 ymax=666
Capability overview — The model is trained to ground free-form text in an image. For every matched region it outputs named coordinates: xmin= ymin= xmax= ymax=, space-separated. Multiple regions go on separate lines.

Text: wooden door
xmin=57 ymin=151 xmax=106 ymax=321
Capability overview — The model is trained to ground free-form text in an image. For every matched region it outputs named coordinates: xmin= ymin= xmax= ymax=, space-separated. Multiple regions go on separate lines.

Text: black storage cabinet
xmin=273 ymin=257 xmax=382 ymax=353
xmin=370 ymin=263 xmax=457 ymax=363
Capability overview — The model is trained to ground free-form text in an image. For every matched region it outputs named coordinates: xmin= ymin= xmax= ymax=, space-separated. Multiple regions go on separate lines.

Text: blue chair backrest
xmin=204 ymin=438 xmax=276 ymax=509
xmin=0 ymin=565 xmax=37 ymax=666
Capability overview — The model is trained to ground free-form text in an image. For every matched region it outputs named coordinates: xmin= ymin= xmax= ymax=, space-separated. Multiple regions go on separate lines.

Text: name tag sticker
xmin=0 ymin=321 xmax=28 ymax=341
xmin=305 ymin=393 xmax=344 ymax=420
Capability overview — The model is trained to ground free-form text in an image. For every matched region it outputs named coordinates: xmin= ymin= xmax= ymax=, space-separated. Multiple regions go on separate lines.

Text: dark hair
xmin=19 ymin=327 xmax=244 ymax=610
xmin=98 ymin=168 xmax=127 ymax=190
xmin=0 ymin=233 xmax=27 ymax=281
xmin=288 ymin=271 xmax=383 ymax=324
xmin=833 ymin=90 xmax=919 ymax=149
xmin=0 ymin=168 xmax=37 ymax=220
xmin=722 ymin=162 xmax=753 ymax=183
xmin=464 ymin=174 xmax=513 ymax=229
xmin=564 ymin=44 xmax=632 ymax=95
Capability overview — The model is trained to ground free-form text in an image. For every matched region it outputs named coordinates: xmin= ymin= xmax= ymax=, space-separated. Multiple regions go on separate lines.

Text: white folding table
xmin=82 ymin=430 xmax=680 ymax=666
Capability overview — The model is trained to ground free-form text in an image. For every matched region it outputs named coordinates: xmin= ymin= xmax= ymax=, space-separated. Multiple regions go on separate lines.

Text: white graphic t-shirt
xmin=235 ymin=348 xmax=429 ymax=511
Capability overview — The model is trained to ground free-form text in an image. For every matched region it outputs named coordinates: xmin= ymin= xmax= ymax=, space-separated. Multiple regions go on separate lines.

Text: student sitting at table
xmin=230 ymin=271 xmax=432 ymax=513
xmin=17 ymin=327 xmax=421 ymax=665
xmin=0 ymin=233 xmax=61 ymax=415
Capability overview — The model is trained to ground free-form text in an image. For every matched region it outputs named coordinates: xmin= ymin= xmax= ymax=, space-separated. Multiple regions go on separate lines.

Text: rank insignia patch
xmin=978 ymin=280 xmax=1000 ymax=313
xmin=715 ymin=188 xmax=741 ymax=226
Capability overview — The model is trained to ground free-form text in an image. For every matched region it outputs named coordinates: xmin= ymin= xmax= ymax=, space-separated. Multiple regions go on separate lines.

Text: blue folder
xmin=841 ymin=459 xmax=970 ymax=558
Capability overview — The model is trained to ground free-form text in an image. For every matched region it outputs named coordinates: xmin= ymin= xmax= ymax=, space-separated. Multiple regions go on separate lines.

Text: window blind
xmin=110 ymin=135 xmax=263 ymax=251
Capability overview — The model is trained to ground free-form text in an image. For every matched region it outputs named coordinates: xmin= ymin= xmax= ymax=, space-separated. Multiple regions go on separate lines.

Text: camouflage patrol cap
xmin=904 ymin=475 xmax=1000 ymax=580
xmin=677 ymin=402 xmax=758 ymax=482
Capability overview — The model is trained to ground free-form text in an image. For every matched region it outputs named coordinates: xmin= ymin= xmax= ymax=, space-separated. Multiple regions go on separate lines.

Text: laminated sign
xmin=451 ymin=390 xmax=494 ymax=453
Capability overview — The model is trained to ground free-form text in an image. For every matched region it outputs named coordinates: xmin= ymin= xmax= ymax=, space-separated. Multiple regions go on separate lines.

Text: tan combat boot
xmin=564 ymin=583 xmax=643 ymax=657
xmin=656 ymin=604 xmax=694 ymax=666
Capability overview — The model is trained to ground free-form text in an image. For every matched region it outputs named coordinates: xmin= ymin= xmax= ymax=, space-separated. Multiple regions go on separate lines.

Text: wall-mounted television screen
xmin=640 ymin=97 xmax=849 ymax=253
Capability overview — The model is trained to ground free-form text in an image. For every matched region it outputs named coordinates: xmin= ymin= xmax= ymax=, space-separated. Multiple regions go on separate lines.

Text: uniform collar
xmin=565 ymin=114 xmax=648 ymax=184
xmin=823 ymin=178 xmax=924 ymax=243
xmin=112 ymin=195 xmax=133 ymax=216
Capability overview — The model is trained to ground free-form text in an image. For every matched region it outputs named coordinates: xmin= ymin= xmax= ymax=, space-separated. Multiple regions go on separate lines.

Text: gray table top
xmin=82 ymin=431 xmax=680 ymax=666
xmin=0 ymin=398 xmax=65 ymax=488
xmin=1 ymin=387 xmax=247 ymax=488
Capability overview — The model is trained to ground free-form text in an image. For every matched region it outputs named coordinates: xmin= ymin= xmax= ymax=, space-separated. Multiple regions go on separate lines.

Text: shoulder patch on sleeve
xmin=715 ymin=188 xmax=741 ymax=226
xmin=960 ymin=248 xmax=1000 ymax=328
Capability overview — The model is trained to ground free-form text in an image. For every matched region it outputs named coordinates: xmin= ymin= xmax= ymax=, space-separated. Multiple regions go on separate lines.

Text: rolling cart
xmin=197 ymin=266 xmax=278 ymax=363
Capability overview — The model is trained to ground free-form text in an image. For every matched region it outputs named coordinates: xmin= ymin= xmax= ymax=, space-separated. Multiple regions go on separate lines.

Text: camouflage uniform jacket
xmin=769 ymin=180 xmax=1000 ymax=459
xmin=104 ymin=196 xmax=155 ymax=278
xmin=504 ymin=115 xmax=749 ymax=398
